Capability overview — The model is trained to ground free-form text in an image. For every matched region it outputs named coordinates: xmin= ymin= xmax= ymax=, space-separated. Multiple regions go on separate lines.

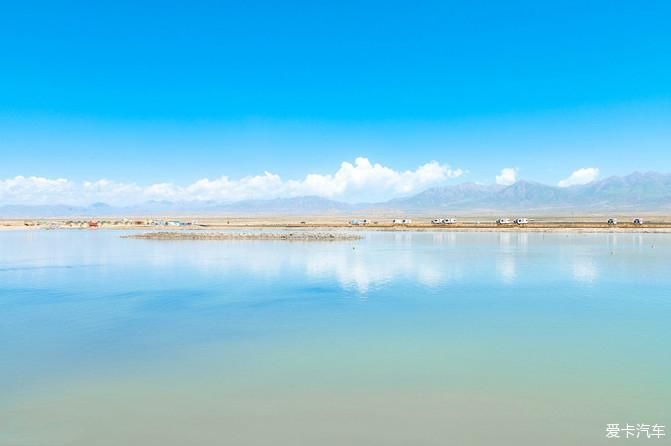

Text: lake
xmin=1 ymin=230 xmax=669 ymax=445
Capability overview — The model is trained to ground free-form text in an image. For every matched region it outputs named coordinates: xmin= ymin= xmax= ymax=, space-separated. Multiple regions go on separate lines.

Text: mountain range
xmin=389 ymin=171 xmax=671 ymax=212
xmin=3 ymin=172 xmax=671 ymax=217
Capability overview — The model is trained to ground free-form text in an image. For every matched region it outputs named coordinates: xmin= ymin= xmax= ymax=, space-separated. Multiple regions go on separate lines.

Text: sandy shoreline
xmin=4 ymin=216 xmax=671 ymax=233
xmin=4 ymin=224 xmax=671 ymax=234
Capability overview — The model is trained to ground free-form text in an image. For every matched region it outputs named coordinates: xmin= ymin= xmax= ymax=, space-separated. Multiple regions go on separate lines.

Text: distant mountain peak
xmin=2 ymin=172 xmax=671 ymax=217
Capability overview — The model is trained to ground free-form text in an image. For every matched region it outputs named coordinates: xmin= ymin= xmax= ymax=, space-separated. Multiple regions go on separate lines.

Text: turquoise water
xmin=1 ymin=230 xmax=670 ymax=445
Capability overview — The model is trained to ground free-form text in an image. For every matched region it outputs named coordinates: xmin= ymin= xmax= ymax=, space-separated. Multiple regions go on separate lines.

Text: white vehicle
xmin=496 ymin=218 xmax=512 ymax=225
xmin=607 ymin=218 xmax=618 ymax=225
xmin=431 ymin=218 xmax=444 ymax=224
xmin=515 ymin=218 xmax=528 ymax=225
xmin=633 ymin=218 xmax=643 ymax=225
xmin=392 ymin=219 xmax=404 ymax=224
xmin=361 ymin=219 xmax=370 ymax=225
xmin=444 ymin=217 xmax=457 ymax=224
xmin=402 ymin=219 xmax=412 ymax=224
xmin=350 ymin=219 xmax=361 ymax=225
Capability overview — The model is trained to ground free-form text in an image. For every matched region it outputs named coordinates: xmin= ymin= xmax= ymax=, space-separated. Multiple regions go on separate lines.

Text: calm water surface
xmin=1 ymin=230 xmax=670 ymax=445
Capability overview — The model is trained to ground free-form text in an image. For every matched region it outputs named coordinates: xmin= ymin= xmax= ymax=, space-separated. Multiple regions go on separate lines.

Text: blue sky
xmin=1 ymin=0 xmax=670 ymax=204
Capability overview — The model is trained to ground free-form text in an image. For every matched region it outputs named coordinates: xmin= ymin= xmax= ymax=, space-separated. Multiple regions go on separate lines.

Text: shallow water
xmin=1 ymin=230 xmax=669 ymax=445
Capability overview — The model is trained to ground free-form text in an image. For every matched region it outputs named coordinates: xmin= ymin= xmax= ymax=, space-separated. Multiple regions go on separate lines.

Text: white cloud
xmin=558 ymin=167 xmax=599 ymax=187
xmin=0 ymin=157 xmax=464 ymax=206
xmin=495 ymin=167 xmax=518 ymax=186
xmin=0 ymin=176 xmax=74 ymax=205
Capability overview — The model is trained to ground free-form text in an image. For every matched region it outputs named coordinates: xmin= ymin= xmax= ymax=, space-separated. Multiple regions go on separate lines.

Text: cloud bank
xmin=0 ymin=157 xmax=463 ymax=206
xmin=558 ymin=167 xmax=599 ymax=187
xmin=495 ymin=168 xmax=518 ymax=186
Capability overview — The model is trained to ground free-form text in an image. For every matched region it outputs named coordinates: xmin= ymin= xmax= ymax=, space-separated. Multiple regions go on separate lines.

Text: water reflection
xmin=2 ymin=230 xmax=671 ymax=446
xmin=496 ymin=255 xmax=517 ymax=284
xmin=2 ymin=231 xmax=671 ymax=295
xmin=572 ymin=257 xmax=598 ymax=283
